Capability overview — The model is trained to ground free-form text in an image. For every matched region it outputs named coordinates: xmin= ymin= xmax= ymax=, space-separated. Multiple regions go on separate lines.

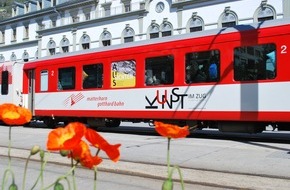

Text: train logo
xmin=64 ymin=93 xmax=85 ymax=107
xmin=145 ymin=88 xmax=188 ymax=109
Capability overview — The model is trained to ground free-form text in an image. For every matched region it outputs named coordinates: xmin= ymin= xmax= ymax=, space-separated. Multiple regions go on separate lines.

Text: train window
xmin=40 ymin=70 xmax=48 ymax=91
xmin=234 ymin=44 xmax=276 ymax=81
xmin=1 ymin=71 xmax=8 ymax=95
xmin=111 ymin=60 xmax=136 ymax=88
xmin=58 ymin=67 xmax=75 ymax=90
xmin=185 ymin=50 xmax=220 ymax=84
xmin=83 ymin=64 xmax=103 ymax=89
xmin=145 ymin=55 xmax=174 ymax=86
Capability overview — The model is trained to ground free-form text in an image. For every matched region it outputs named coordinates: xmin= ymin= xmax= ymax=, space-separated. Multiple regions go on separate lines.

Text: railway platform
xmin=0 ymin=125 xmax=290 ymax=189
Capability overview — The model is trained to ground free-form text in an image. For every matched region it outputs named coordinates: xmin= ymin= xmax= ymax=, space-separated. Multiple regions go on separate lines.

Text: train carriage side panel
xmin=0 ymin=62 xmax=24 ymax=106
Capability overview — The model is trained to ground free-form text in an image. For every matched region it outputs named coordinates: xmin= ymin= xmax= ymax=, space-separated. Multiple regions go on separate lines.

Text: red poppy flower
xmin=154 ymin=121 xmax=190 ymax=139
xmin=0 ymin=104 xmax=32 ymax=126
xmin=85 ymin=128 xmax=121 ymax=162
xmin=70 ymin=140 xmax=102 ymax=169
xmin=47 ymin=122 xmax=86 ymax=151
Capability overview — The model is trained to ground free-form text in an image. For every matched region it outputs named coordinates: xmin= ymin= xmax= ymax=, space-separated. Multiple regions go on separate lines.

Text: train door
xmin=27 ymin=69 xmax=35 ymax=115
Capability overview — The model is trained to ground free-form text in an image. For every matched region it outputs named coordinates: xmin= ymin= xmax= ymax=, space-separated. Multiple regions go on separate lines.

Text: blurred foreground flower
xmin=0 ymin=103 xmax=121 ymax=190
xmin=47 ymin=122 xmax=121 ymax=189
xmin=154 ymin=121 xmax=190 ymax=190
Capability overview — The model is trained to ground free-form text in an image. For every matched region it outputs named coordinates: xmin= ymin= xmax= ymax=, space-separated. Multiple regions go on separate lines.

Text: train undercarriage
xmin=37 ymin=116 xmax=288 ymax=133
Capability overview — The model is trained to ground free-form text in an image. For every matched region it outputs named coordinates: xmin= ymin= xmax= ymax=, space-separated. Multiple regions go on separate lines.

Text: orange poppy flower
xmin=85 ymin=128 xmax=121 ymax=162
xmin=154 ymin=121 xmax=190 ymax=139
xmin=70 ymin=140 xmax=102 ymax=169
xmin=0 ymin=104 xmax=32 ymax=126
xmin=0 ymin=103 xmax=17 ymax=120
xmin=47 ymin=122 xmax=86 ymax=151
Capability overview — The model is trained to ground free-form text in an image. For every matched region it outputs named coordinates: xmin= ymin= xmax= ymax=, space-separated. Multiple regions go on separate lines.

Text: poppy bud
xmin=60 ymin=150 xmax=69 ymax=157
xmin=54 ymin=182 xmax=64 ymax=190
xmin=162 ymin=178 xmax=173 ymax=190
xmin=39 ymin=150 xmax=45 ymax=159
xmin=9 ymin=183 xmax=18 ymax=190
xmin=30 ymin=145 xmax=41 ymax=155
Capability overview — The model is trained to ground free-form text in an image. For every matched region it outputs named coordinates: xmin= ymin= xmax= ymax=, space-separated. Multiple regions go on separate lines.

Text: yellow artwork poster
xmin=111 ymin=60 xmax=136 ymax=88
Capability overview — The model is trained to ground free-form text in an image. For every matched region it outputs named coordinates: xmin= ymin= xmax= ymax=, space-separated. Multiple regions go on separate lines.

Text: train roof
xmin=23 ymin=18 xmax=290 ymax=69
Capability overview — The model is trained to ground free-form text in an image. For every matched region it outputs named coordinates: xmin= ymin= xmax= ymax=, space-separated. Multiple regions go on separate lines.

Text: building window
xmin=185 ymin=50 xmax=220 ymax=83
xmin=80 ymin=33 xmax=90 ymax=50
xmin=161 ymin=20 xmax=172 ymax=37
xmin=47 ymin=39 xmax=56 ymax=55
xmin=24 ymin=26 xmax=29 ymax=39
xmin=254 ymin=2 xmax=276 ymax=22
xmin=85 ymin=13 xmax=90 ymax=20
xmin=149 ymin=23 xmax=159 ymax=39
xmin=22 ymin=50 xmax=29 ymax=62
xmin=58 ymin=67 xmax=75 ymax=90
xmin=72 ymin=16 xmax=79 ymax=23
xmin=0 ymin=31 xmax=5 ymax=43
xmin=51 ymin=20 xmax=56 ymax=27
xmin=0 ymin=54 xmax=5 ymax=63
xmin=145 ymin=55 xmax=174 ymax=86
xmin=187 ymin=13 xmax=204 ymax=32
xmin=234 ymin=43 xmax=276 ymax=81
xmin=10 ymin=52 xmax=17 ymax=61
xmin=12 ymin=29 xmax=16 ymax=42
xmin=125 ymin=4 xmax=131 ymax=12
xmin=123 ymin=26 xmax=134 ymax=43
xmin=219 ymin=7 xmax=237 ymax=28
xmin=83 ymin=64 xmax=103 ymax=89
xmin=101 ymin=30 xmax=112 ymax=46
xmin=60 ymin=37 xmax=70 ymax=53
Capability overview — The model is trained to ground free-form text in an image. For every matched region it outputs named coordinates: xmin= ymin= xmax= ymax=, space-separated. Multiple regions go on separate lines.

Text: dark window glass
xmin=190 ymin=26 xmax=202 ymax=32
xmin=124 ymin=36 xmax=133 ymax=43
xmin=234 ymin=43 xmax=276 ymax=81
xmin=161 ymin=31 xmax=171 ymax=37
xmin=150 ymin=33 xmax=159 ymax=39
xmin=102 ymin=40 xmax=111 ymax=46
xmin=185 ymin=50 xmax=220 ymax=84
xmin=58 ymin=67 xmax=75 ymax=90
xmin=222 ymin=21 xmax=236 ymax=27
xmin=1 ymin=71 xmax=8 ymax=95
xmin=145 ymin=55 xmax=174 ymax=86
xmin=258 ymin=16 xmax=274 ymax=22
xmin=83 ymin=64 xmax=103 ymax=89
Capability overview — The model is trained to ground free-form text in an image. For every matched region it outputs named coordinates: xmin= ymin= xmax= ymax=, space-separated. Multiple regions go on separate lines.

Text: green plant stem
xmin=173 ymin=166 xmax=185 ymax=190
xmin=30 ymin=152 xmax=49 ymax=190
xmin=166 ymin=138 xmax=171 ymax=178
xmin=71 ymin=155 xmax=77 ymax=190
xmin=2 ymin=126 xmax=13 ymax=190
xmin=1 ymin=169 xmax=16 ymax=190
xmin=8 ymin=126 xmax=12 ymax=168
xmin=94 ymin=166 xmax=98 ymax=190
xmin=42 ymin=165 xmax=76 ymax=190
xmin=22 ymin=154 xmax=31 ymax=190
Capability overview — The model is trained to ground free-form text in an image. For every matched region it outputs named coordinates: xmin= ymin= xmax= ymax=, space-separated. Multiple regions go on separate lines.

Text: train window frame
xmin=40 ymin=70 xmax=48 ymax=92
xmin=234 ymin=43 xmax=276 ymax=81
xmin=185 ymin=50 xmax=220 ymax=84
xmin=58 ymin=67 xmax=76 ymax=90
xmin=145 ymin=55 xmax=174 ymax=86
xmin=1 ymin=70 xmax=8 ymax=95
xmin=111 ymin=60 xmax=136 ymax=88
xmin=82 ymin=63 xmax=103 ymax=89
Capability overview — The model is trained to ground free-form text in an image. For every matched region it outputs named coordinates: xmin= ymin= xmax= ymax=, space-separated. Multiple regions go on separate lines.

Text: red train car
xmin=20 ymin=18 xmax=290 ymax=132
